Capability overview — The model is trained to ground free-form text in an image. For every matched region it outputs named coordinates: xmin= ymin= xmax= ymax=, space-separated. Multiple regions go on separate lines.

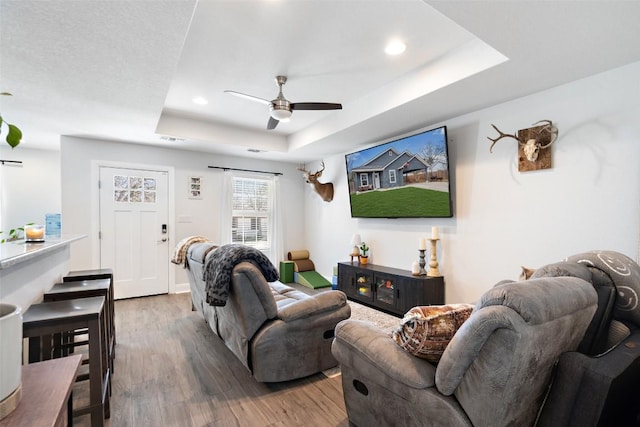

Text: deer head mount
xmin=297 ymin=161 xmax=334 ymax=202
xmin=488 ymin=120 xmax=559 ymax=172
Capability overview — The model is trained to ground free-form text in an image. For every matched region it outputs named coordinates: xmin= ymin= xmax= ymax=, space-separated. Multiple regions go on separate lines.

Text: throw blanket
xmin=204 ymin=244 xmax=279 ymax=306
xmin=171 ymin=236 xmax=211 ymax=268
xmin=565 ymin=250 xmax=640 ymax=327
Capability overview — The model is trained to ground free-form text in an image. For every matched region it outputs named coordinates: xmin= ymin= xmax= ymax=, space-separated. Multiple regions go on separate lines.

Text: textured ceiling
xmin=2 ymin=0 xmax=640 ymax=162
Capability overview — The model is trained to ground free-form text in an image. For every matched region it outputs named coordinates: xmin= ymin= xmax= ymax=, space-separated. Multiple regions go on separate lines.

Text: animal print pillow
xmin=392 ymin=304 xmax=474 ymax=363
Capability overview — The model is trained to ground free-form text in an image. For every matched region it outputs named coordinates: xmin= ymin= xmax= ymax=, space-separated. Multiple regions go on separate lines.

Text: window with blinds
xmin=231 ymin=176 xmax=272 ymax=256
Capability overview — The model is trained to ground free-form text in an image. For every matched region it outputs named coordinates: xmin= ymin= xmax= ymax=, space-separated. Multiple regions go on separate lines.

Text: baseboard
xmin=173 ymin=282 xmax=190 ymax=294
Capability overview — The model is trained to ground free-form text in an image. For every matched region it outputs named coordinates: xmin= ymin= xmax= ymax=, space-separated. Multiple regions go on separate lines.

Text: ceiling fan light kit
xmin=226 ymin=75 xmax=342 ymax=130
xmin=270 ymin=100 xmax=292 ymax=121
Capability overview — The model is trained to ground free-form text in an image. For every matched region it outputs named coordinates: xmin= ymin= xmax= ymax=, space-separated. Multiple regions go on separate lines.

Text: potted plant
xmin=359 ymin=242 xmax=370 ymax=265
xmin=0 ymin=223 xmax=33 ymax=243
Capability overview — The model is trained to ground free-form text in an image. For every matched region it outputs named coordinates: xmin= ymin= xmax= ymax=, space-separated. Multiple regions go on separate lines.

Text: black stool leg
xmin=87 ymin=315 xmax=105 ymax=426
xmin=28 ymin=336 xmax=41 ymax=363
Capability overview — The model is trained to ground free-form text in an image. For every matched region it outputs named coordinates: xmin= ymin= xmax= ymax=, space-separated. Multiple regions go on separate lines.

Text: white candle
xmin=412 ymin=261 xmax=420 ymax=274
xmin=431 ymin=226 xmax=439 ymax=240
xmin=419 ymin=238 xmax=426 ymax=250
xmin=25 ymin=225 xmax=44 ymax=240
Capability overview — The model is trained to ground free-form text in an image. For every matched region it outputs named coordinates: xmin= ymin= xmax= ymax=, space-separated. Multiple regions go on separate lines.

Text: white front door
xmin=373 ymin=172 xmax=380 ymax=189
xmin=99 ymin=166 xmax=169 ymax=299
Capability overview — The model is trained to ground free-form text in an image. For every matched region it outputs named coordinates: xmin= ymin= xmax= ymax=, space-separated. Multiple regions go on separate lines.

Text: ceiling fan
xmin=225 ymin=75 xmax=342 ymax=130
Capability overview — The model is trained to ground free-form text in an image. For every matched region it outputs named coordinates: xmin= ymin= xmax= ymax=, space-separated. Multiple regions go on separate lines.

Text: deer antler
xmin=298 ymin=162 xmax=325 ymax=176
xmin=532 ymin=120 xmax=558 ymax=149
xmin=487 ymin=124 xmax=523 ymax=153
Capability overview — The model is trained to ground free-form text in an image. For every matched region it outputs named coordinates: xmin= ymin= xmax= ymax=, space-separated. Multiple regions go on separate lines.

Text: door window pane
xmin=113 ymin=174 xmax=157 ymax=203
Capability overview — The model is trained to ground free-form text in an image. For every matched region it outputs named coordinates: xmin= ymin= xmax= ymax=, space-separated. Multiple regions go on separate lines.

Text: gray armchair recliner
xmin=332 ymin=276 xmax=598 ymax=427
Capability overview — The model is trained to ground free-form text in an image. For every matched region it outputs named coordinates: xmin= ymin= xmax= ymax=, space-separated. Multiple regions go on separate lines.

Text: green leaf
xmin=0 ymin=92 xmax=12 ymax=96
xmin=0 ymin=114 xmax=3 ymax=130
xmin=6 ymin=124 xmax=22 ymax=148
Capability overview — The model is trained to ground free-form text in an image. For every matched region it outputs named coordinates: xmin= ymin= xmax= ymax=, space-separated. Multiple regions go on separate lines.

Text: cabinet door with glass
xmin=374 ymin=273 xmax=397 ymax=309
xmin=354 ymin=272 xmax=374 ymax=303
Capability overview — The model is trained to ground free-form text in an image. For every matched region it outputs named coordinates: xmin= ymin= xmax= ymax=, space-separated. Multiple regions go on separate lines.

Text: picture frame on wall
xmin=189 ymin=176 xmax=202 ymax=199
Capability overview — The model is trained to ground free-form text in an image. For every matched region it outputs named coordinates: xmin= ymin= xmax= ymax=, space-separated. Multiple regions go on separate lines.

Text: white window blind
xmin=231 ymin=176 xmax=272 ymax=257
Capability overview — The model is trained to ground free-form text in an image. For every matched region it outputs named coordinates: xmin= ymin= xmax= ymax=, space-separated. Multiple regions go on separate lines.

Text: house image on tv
xmin=350 ymin=148 xmax=446 ymax=193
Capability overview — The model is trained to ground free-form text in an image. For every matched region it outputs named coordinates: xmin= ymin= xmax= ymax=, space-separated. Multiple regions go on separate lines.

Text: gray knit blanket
xmin=203 ymin=244 xmax=279 ymax=306
xmin=565 ymin=250 xmax=640 ymax=327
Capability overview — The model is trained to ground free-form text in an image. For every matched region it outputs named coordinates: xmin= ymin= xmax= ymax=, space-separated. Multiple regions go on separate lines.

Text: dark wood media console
xmin=337 ymin=262 xmax=445 ymax=317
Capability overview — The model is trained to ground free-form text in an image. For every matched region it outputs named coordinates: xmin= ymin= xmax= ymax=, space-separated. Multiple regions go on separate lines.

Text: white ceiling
xmin=2 ymin=0 xmax=640 ymax=163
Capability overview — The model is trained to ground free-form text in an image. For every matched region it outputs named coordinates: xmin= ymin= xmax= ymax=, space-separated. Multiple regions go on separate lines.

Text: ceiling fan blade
xmin=224 ymin=90 xmax=272 ymax=106
xmin=267 ymin=117 xmax=279 ymax=130
xmin=291 ymin=102 xmax=342 ymax=111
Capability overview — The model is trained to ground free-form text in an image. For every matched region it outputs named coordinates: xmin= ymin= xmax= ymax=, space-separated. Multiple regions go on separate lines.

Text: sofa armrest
xmin=277 ymin=291 xmax=347 ymax=322
xmin=537 ymin=327 xmax=640 ymax=426
xmin=332 ymin=319 xmax=436 ymax=389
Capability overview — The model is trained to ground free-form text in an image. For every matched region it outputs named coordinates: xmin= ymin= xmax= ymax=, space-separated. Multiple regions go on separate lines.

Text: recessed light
xmin=192 ymin=96 xmax=208 ymax=105
xmin=385 ymin=40 xmax=406 ymax=56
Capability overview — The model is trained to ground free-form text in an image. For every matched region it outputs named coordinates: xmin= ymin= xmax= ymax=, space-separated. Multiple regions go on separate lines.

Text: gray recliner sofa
xmin=186 ymin=242 xmax=351 ymax=382
xmin=332 ymin=276 xmax=599 ymax=427
xmin=333 ymin=250 xmax=640 ymax=426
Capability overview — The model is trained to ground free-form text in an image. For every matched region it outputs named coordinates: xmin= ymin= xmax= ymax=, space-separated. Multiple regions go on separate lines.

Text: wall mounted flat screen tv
xmin=345 ymin=126 xmax=452 ymax=218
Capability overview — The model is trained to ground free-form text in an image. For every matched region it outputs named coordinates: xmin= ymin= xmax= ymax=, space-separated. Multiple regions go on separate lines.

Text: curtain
xmin=219 ymin=170 xmax=233 ymax=244
xmin=269 ymin=175 xmax=284 ymax=266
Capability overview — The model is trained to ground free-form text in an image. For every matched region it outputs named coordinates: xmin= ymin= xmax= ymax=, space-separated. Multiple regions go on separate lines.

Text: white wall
xmin=59 ymin=138 xmax=305 ymax=288
xmin=0 ymin=146 xmax=61 ymax=233
xmin=305 ymin=61 xmax=640 ymax=304
xmin=5 ymin=61 xmax=640 ymax=305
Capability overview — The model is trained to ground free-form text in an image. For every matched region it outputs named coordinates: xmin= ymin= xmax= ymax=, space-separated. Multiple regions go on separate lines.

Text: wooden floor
xmin=73 ymin=293 xmax=350 ymax=427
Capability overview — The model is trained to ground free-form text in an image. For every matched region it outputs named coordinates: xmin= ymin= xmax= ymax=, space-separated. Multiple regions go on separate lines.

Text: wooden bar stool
xmin=22 ymin=296 xmax=109 ymax=427
xmin=44 ymin=278 xmax=114 ymax=382
xmin=63 ymin=269 xmax=116 ymax=370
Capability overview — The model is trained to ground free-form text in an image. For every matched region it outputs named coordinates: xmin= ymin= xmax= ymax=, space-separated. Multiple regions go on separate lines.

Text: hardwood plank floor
xmin=73 ymin=293 xmax=350 ymax=427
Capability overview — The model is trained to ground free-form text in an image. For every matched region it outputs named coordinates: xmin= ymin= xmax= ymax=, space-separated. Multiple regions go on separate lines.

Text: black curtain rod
xmin=0 ymin=159 xmax=22 ymax=165
xmin=208 ymin=166 xmax=282 ymax=176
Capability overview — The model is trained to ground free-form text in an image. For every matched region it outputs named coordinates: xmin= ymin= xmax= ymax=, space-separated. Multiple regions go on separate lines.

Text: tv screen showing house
xmin=344 ymin=126 xmax=453 ymax=218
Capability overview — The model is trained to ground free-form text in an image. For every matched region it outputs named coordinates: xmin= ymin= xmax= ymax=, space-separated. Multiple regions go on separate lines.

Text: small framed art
xmin=189 ymin=176 xmax=202 ymax=199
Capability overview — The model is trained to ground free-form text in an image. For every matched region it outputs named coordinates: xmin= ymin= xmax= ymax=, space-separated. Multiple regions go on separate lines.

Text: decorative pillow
xmin=392 ymin=304 xmax=474 ymax=363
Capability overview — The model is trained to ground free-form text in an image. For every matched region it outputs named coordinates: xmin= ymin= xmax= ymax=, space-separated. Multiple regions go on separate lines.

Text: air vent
xmin=160 ymin=135 xmax=185 ymax=142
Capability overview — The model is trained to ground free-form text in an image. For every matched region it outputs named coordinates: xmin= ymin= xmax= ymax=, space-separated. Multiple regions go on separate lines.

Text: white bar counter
xmin=0 ymin=235 xmax=86 ymax=311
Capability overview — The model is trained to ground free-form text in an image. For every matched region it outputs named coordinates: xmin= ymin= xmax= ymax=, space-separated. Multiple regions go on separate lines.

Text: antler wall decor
xmin=488 ymin=120 xmax=559 ymax=172
xmin=297 ymin=161 xmax=334 ymax=202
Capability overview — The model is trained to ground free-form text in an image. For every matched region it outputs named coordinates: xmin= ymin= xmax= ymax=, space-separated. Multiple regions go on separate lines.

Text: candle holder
xmin=427 ymin=238 xmax=441 ymax=277
xmin=418 ymin=249 xmax=427 ymax=275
